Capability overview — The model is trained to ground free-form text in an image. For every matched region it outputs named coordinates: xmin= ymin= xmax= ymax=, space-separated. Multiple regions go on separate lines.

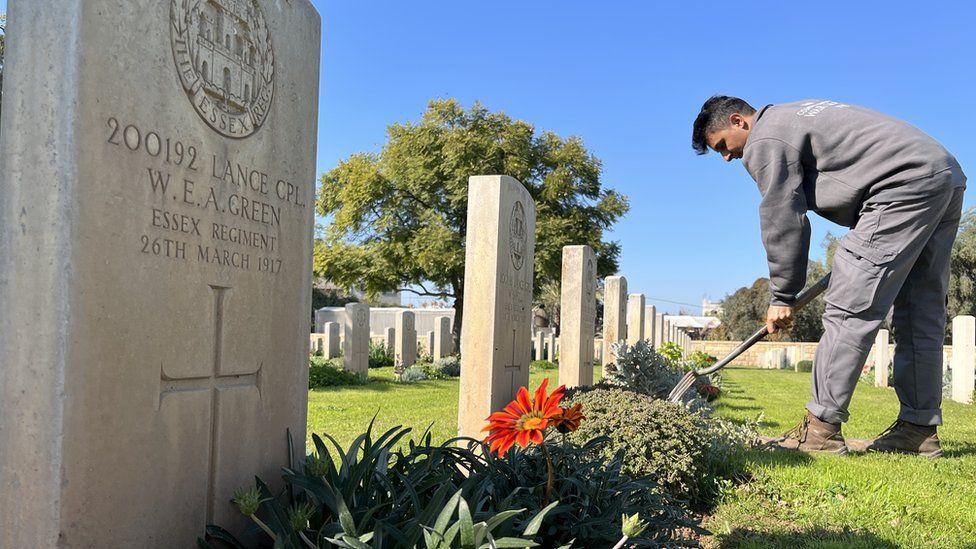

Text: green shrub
xmin=398 ymin=364 xmax=428 ymax=382
xmin=200 ymin=422 xmax=703 ymax=548
xmin=656 ymin=341 xmax=684 ymax=367
xmin=796 ymin=359 xmax=813 ymax=372
xmin=605 ymin=340 xmax=709 ymax=410
xmin=529 ymin=359 xmax=557 ymax=371
xmin=368 ymin=341 xmax=394 ymax=368
xmin=432 ymin=355 xmax=461 ymax=377
xmin=687 ymin=350 xmax=717 ymax=371
xmin=565 ymin=385 xmax=753 ymax=506
xmin=308 ymin=357 xmax=363 ymax=388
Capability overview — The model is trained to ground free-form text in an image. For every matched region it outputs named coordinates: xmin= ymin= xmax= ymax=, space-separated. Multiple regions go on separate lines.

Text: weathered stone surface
xmin=426 ymin=330 xmax=435 ymax=355
xmin=458 ymin=176 xmax=535 ymax=439
xmin=434 ymin=315 xmax=452 ymax=360
xmin=325 ymin=321 xmax=341 ymax=359
xmin=0 ymin=0 xmax=321 ymax=545
xmin=626 ymin=293 xmax=645 ymax=345
xmin=654 ymin=313 xmax=665 ymax=348
xmin=874 ymin=329 xmax=890 ymax=387
xmin=602 ymin=276 xmax=628 ymax=366
xmin=951 ymin=316 xmax=975 ymax=404
xmin=395 ymin=310 xmax=417 ymax=374
xmin=344 ymin=303 xmax=370 ymax=375
xmin=559 ymin=245 xmax=596 ymax=387
xmin=547 ymin=333 xmax=558 ymax=362
xmin=645 ymin=305 xmax=657 ymax=347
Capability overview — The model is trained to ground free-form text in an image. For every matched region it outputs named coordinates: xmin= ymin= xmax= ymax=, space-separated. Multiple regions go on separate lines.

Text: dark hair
xmin=691 ymin=96 xmax=756 ymax=155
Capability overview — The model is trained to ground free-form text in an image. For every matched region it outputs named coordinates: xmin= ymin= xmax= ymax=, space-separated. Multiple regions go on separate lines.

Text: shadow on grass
xmin=943 ymin=443 xmax=976 ymax=458
xmin=740 ymin=447 xmax=815 ymax=468
xmin=715 ymin=403 xmax=763 ymax=412
xmin=712 ymin=526 xmax=899 ymax=548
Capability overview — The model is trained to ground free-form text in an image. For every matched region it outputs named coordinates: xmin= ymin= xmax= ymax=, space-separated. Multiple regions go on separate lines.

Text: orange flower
xmin=482 ymin=378 xmax=566 ymax=457
xmin=550 ymin=403 xmax=585 ymax=434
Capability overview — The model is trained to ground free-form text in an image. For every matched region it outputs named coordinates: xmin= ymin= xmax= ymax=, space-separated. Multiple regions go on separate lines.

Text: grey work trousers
xmin=808 ymin=169 xmax=966 ymax=426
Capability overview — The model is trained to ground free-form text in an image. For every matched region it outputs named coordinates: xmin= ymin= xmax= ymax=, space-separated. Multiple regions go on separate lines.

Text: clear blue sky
xmin=5 ymin=1 xmax=974 ymax=313
xmin=309 ymin=1 xmax=975 ymax=312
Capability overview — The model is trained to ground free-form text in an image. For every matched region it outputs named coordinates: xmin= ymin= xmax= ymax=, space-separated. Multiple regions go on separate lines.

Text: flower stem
xmin=542 ymin=443 xmax=554 ymax=506
xmin=612 ymin=535 xmax=630 ymax=549
xmin=249 ymin=514 xmax=277 ymax=542
xmin=299 ymin=531 xmax=317 ymax=548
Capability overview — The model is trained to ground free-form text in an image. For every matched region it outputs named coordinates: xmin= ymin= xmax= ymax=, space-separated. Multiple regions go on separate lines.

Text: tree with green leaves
xmin=948 ymin=208 xmax=976 ymax=336
xmin=315 ymin=99 xmax=628 ymax=348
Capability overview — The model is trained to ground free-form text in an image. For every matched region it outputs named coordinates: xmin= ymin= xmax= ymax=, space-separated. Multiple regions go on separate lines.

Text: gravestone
xmin=874 ymin=329 xmax=890 ymax=387
xmin=458 ymin=175 xmax=535 ymax=439
xmin=394 ymin=311 xmax=417 ymax=375
xmin=344 ymin=303 xmax=370 ymax=376
xmin=547 ymin=333 xmax=558 ymax=362
xmin=325 ymin=321 xmax=340 ymax=359
xmin=534 ymin=331 xmax=545 ymax=361
xmin=426 ymin=330 xmax=435 ymax=356
xmin=0 ymin=0 xmax=321 ymax=545
xmin=626 ymin=293 xmax=645 ymax=345
xmin=645 ymin=305 xmax=657 ymax=347
xmin=559 ymin=246 xmax=596 ymax=387
xmin=951 ymin=316 xmax=975 ymax=404
xmin=434 ymin=315 xmax=452 ymax=360
xmin=654 ymin=313 xmax=665 ymax=348
xmin=602 ymin=276 xmax=628 ymax=366
xmin=384 ymin=327 xmax=396 ymax=352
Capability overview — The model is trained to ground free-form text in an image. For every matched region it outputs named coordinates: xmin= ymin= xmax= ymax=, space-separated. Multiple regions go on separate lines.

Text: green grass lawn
xmin=306 ymin=365 xmax=976 ymax=548
xmin=306 ymin=365 xmax=596 ymax=449
xmin=706 ymin=367 xmax=976 ymax=548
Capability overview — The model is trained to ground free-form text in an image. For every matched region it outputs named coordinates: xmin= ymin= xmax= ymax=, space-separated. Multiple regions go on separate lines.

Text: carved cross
xmin=503 ymin=328 xmax=522 ymax=395
xmin=157 ymin=284 xmax=262 ymax=523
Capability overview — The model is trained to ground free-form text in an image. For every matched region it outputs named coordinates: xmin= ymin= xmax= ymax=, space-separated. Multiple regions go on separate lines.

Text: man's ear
xmin=729 ymin=113 xmax=743 ymax=127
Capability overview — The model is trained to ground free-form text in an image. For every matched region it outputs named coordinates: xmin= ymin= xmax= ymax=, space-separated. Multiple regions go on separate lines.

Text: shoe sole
xmin=758 ymin=436 xmax=849 ymax=455
xmin=866 ymin=445 xmax=943 ymax=459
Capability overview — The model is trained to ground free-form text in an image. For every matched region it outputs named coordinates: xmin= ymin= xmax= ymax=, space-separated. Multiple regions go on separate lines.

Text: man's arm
xmin=745 ymin=137 xmax=811 ymax=307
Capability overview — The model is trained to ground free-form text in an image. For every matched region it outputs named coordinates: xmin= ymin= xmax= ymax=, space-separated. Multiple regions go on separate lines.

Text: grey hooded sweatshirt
xmin=741 ymin=100 xmax=966 ymax=306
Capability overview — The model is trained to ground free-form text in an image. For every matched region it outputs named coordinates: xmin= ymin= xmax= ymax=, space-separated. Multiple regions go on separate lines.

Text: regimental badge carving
xmin=585 ymin=258 xmax=595 ymax=297
xmin=356 ymin=308 xmax=367 ymax=328
xmin=171 ymin=0 xmax=275 ymax=138
xmin=509 ymin=201 xmax=527 ymax=271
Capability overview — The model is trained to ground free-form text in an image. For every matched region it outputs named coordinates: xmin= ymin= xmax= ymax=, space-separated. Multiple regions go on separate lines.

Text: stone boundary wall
xmin=690 ymin=340 xmax=955 ymax=368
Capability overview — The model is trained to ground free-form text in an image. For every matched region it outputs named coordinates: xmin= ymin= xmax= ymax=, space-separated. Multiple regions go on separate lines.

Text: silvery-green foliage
xmin=399 ymin=365 xmax=429 ymax=383
xmin=433 ymin=356 xmax=461 ymax=377
xmin=604 ymin=340 xmax=708 ymax=411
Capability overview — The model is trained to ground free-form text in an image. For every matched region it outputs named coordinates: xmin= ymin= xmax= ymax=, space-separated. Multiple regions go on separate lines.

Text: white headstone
xmin=325 ymin=321 xmax=340 ymax=359
xmin=534 ymin=331 xmax=545 ymax=361
xmin=559 ymin=245 xmax=596 ymax=387
xmin=457 ymin=175 xmax=535 ymax=439
xmin=654 ymin=313 xmax=665 ymax=348
xmin=874 ymin=329 xmax=890 ymax=387
xmin=645 ymin=305 xmax=657 ymax=347
xmin=384 ymin=326 xmax=396 ymax=351
xmin=344 ymin=303 xmax=370 ymax=376
xmin=395 ymin=310 xmax=417 ymax=375
xmin=951 ymin=316 xmax=975 ymax=404
xmin=626 ymin=293 xmax=646 ymax=345
xmin=0 ymin=0 xmax=321 ymax=544
xmin=433 ymin=315 xmax=452 ymax=360
xmin=602 ymin=276 xmax=628 ymax=366
xmin=547 ymin=333 xmax=557 ymax=362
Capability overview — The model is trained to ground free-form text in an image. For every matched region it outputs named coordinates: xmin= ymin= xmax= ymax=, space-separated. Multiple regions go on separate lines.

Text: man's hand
xmin=766 ymin=305 xmax=794 ymax=334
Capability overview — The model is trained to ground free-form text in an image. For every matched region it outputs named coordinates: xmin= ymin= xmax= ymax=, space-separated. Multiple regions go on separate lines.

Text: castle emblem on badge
xmin=171 ymin=0 xmax=275 ymax=138
xmin=509 ymin=201 xmax=527 ymax=271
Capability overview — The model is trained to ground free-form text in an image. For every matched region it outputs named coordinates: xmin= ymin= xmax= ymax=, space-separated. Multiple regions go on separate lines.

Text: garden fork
xmin=666 ymin=273 xmax=832 ymax=403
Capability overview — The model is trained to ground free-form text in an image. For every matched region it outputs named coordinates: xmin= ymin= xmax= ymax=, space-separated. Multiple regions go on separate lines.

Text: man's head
xmin=692 ymin=96 xmax=756 ymax=161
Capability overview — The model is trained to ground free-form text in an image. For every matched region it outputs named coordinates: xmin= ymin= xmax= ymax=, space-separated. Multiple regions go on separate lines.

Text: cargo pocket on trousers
xmin=825 ymin=237 xmax=896 ymax=315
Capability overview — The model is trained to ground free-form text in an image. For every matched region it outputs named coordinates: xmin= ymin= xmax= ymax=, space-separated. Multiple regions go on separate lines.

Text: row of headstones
xmin=309 ymin=312 xmax=454 ymax=374
xmin=455 ymin=175 xmax=697 ymax=438
xmin=758 ymin=347 xmax=801 ymax=369
xmin=873 ymin=318 xmax=976 ymax=404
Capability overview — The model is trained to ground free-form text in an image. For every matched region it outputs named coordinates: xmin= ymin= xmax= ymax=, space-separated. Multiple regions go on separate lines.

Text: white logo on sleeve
xmin=796 ymin=100 xmax=849 ymax=117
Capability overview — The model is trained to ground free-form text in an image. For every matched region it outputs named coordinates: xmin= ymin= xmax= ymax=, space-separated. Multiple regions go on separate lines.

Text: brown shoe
xmin=762 ymin=412 xmax=849 ymax=455
xmin=867 ymin=420 xmax=942 ymax=458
